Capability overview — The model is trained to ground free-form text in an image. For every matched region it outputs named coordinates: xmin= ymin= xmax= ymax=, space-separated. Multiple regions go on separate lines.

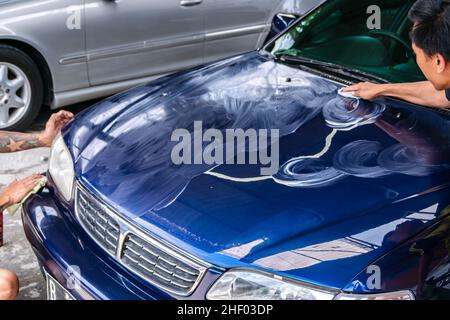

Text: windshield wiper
xmin=275 ymin=54 xmax=388 ymax=84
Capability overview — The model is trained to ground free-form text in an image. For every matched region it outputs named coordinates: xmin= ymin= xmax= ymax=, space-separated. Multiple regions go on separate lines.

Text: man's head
xmin=409 ymin=0 xmax=450 ymax=90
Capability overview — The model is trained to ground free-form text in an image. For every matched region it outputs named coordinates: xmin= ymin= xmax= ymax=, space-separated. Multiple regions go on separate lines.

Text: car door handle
xmin=180 ymin=0 xmax=203 ymax=7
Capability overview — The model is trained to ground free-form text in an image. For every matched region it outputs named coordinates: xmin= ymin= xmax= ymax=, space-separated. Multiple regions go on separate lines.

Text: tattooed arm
xmin=0 ymin=131 xmax=47 ymax=153
xmin=0 ymin=110 xmax=74 ymax=153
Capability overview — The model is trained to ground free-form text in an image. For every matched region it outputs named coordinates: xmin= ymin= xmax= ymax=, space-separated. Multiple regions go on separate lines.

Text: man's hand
xmin=39 ymin=110 xmax=74 ymax=147
xmin=0 ymin=174 xmax=43 ymax=208
xmin=342 ymin=82 xmax=385 ymax=100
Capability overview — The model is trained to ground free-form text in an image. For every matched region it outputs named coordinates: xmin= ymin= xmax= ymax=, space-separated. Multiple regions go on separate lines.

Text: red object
xmin=0 ymin=211 xmax=3 ymax=247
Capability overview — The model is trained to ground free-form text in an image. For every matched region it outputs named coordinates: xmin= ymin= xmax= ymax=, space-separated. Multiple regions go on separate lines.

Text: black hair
xmin=409 ymin=0 xmax=450 ymax=60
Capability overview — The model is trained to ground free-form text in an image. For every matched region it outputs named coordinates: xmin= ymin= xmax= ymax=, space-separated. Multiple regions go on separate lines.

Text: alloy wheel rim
xmin=0 ymin=62 xmax=32 ymax=128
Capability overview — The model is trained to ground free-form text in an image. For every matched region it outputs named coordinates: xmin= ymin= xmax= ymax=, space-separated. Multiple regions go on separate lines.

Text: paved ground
xmin=0 ymin=102 xmax=93 ymax=300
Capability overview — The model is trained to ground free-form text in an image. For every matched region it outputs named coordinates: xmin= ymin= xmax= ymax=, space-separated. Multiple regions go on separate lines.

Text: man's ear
xmin=435 ymin=53 xmax=447 ymax=73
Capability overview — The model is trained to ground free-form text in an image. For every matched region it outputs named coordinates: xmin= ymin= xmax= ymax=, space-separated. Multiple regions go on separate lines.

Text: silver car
xmin=0 ymin=0 xmax=321 ymax=130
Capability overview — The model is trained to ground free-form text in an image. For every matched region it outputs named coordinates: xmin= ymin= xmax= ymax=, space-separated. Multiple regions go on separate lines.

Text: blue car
xmin=23 ymin=0 xmax=450 ymax=300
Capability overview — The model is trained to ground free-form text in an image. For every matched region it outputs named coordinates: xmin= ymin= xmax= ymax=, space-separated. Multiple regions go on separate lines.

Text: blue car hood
xmin=65 ymin=52 xmax=450 ymax=289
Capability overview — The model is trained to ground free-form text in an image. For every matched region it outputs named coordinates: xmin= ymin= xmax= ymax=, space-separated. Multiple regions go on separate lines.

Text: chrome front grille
xmin=121 ymin=234 xmax=203 ymax=295
xmin=75 ymin=184 xmax=208 ymax=296
xmin=76 ymin=188 xmax=120 ymax=255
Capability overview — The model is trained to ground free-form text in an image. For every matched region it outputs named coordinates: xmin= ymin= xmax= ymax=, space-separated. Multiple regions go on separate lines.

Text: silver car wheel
xmin=0 ymin=62 xmax=32 ymax=129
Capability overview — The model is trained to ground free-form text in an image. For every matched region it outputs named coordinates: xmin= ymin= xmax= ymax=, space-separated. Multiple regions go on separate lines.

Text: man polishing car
xmin=344 ymin=0 xmax=450 ymax=109
xmin=0 ymin=110 xmax=73 ymax=299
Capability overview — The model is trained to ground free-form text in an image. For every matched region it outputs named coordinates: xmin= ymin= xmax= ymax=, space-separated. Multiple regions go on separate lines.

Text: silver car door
xmin=84 ymin=0 xmax=205 ymax=86
xmin=203 ymin=0 xmax=283 ymax=63
xmin=0 ymin=0 xmax=88 ymax=94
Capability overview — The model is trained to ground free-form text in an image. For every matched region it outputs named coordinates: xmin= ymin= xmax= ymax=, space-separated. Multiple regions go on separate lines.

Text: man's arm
xmin=343 ymin=81 xmax=450 ymax=108
xmin=0 ymin=132 xmax=47 ymax=153
xmin=0 ymin=193 xmax=11 ymax=212
xmin=0 ymin=110 xmax=74 ymax=153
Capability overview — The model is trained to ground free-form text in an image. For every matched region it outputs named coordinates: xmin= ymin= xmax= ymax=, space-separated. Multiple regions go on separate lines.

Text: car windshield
xmin=267 ymin=0 xmax=426 ymax=83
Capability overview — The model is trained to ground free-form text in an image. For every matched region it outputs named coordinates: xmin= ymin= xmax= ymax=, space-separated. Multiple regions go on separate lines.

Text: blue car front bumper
xmin=22 ymin=187 xmax=221 ymax=300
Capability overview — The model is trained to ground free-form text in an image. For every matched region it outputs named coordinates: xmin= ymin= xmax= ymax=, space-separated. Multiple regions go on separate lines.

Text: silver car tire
xmin=0 ymin=45 xmax=43 ymax=131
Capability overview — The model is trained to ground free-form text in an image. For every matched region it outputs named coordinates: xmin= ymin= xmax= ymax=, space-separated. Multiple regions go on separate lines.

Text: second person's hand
xmin=0 ymin=174 xmax=44 ymax=206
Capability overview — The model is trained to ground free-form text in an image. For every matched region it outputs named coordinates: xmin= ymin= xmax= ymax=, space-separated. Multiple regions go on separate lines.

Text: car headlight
xmin=49 ymin=135 xmax=75 ymax=201
xmin=206 ymin=270 xmax=336 ymax=300
xmin=334 ymin=291 xmax=415 ymax=300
